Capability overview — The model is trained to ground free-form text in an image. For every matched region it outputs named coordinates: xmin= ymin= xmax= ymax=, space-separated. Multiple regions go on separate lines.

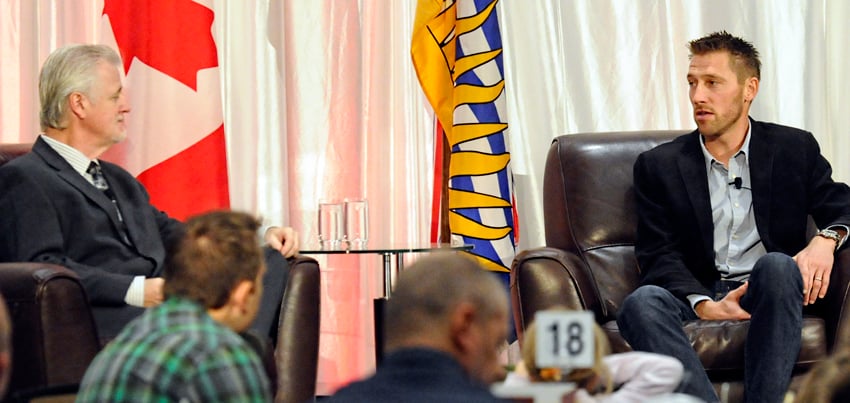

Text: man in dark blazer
xmin=0 ymin=44 xmax=300 ymax=342
xmin=616 ymin=32 xmax=850 ymax=403
xmin=328 ymin=254 xmax=508 ymax=403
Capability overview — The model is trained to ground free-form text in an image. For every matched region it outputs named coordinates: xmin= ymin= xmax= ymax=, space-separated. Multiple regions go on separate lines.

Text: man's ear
xmin=68 ymin=93 xmax=87 ymax=119
xmin=744 ymin=76 xmax=759 ymax=103
xmin=228 ymin=280 xmax=255 ymax=313
xmin=449 ymin=302 xmax=478 ymax=352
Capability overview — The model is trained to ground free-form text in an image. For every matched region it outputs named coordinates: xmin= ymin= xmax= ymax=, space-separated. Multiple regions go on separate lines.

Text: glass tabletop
xmin=300 ymin=241 xmax=473 ymax=255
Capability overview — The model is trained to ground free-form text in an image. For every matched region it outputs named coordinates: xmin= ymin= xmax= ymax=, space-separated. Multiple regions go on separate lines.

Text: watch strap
xmin=817 ymin=228 xmax=842 ymax=251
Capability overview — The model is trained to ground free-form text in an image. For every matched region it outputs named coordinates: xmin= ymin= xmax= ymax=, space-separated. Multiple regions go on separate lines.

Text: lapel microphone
xmin=728 ymin=177 xmax=743 ymax=190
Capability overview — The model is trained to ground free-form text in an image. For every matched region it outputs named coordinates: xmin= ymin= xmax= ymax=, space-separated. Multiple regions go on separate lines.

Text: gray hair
xmin=38 ymin=44 xmax=122 ymax=131
xmin=384 ymin=253 xmax=508 ymax=347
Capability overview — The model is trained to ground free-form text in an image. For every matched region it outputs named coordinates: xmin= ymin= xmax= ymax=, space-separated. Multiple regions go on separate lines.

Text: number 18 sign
xmin=534 ymin=310 xmax=595 ymax=370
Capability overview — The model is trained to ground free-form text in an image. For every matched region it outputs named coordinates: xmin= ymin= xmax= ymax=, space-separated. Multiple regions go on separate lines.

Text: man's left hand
xmin=265 ymin=226 xmax=300 ymax=258
xmin=794 ymin=236 xmax=836 ymax=305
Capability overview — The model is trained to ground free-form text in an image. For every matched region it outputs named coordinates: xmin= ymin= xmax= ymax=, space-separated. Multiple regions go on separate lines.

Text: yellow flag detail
xmin=448 ymin=152 xmax=509 ymax=178
xmin=448 ymin=188 xmax=512 ymax=209
xmin=449 ymin=122 xmax=507 ymax=148
xmin=449 ymin=210 xmax=512 ymax=240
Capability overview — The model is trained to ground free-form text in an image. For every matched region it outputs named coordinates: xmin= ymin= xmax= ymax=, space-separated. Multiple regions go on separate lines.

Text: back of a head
xmin=163 ymin=210 xmax=263 ymax=309
xmin=384 ymin=253 xmax=507 ymax=350
xmin=38 ymin=44 xmax=122 ymax=131
xmin=794 ymin=349 xmax=850 ymax=403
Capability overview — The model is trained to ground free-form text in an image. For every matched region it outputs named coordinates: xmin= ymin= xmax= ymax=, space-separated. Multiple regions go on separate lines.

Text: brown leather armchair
xmin=511 ymin=131 xmax=850 ymax=402
xmin=276 ymin=257 xmax=321 ymax=403
xmin=0 ymin=143 xmax=322 ymax=402
xmin=1 ymin=143 xmax=96 ymax=401
xmin=0 ymin=262 xmax=100 ymax=401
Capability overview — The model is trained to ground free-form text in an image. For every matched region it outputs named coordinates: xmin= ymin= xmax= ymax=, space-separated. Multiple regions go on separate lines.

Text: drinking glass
xmin=318 ymin=200 xmax=344 ymax=249
xmin=344 ymin=198 xmax=369 ymax=249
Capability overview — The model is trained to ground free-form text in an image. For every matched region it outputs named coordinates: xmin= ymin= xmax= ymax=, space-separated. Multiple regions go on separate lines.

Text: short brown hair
xmin=689 ymin=31 xmax=761 ymax=81
xmin=164 ymin=211 xmax=263 ymax=309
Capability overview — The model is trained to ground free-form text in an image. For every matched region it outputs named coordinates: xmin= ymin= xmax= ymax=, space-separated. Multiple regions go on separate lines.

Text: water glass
xmin=344 ymin=198 xmax=369 ymax=249
xmin=318 ymin=200 xmax=344 ymax=249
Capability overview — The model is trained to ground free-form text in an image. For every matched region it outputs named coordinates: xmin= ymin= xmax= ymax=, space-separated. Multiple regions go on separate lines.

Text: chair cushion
xmin=602 ymin=316 xmax=827 ymax=376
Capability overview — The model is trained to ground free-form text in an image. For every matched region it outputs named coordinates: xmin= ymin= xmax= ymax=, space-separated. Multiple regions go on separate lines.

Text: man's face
xmin=240 ymin=262 xmax=266 ymax=332
xmin=80 ymin=61 xmax=130 ymax=145
xmin=687 ymin=51 xmax=754 ymax=139
xmin=466 ymin=306 xmax=508 ymax=384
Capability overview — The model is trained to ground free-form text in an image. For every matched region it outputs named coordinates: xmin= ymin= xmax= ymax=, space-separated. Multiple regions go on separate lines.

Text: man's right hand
xmin=694 ymin=282 xmax=751 ymax=320
xmin=143 ymin=277 xmax=165 ymax=307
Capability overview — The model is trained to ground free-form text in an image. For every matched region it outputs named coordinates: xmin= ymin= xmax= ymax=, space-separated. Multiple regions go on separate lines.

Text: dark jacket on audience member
xmin=328 ymin=347 xmax=505 ymax=403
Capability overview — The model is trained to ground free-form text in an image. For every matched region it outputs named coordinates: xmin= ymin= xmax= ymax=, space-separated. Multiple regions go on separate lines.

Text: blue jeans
xmin=617 ymin=253 xmax=803 ymax=403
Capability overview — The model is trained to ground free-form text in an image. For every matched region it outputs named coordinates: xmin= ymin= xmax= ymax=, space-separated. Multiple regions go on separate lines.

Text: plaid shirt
xmin=77 ymin=297 xmax=272 ymax=402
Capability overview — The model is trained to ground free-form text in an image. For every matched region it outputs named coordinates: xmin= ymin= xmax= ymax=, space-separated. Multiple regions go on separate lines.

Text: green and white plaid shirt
xmin=77 ymin=297 xmax=272 ymax=402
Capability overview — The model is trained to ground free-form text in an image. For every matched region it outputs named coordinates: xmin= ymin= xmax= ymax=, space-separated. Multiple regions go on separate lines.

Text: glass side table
xmin=300 ymin=242 xmax=474 ymax=363
xmin=300 ymin=242 xmax=473 ymax=298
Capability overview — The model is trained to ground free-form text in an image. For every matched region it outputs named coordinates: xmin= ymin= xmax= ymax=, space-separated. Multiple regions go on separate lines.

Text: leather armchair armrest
xmin=822 ymin=247 xmax=850 ymax=352
xmin=275 ymin=255 xmax=321 ymax=403
xmin=0 ymin=262 xmax=100 ymax=395
xmin=510 ymin=247 xmax=601 ymax=344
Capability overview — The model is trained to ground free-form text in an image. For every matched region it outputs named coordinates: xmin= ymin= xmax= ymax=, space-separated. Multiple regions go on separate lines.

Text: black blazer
xmin=0 ymin=137 xmax=184 ymax=338
xmin=634 ymin=119 xmax=850 ymax=300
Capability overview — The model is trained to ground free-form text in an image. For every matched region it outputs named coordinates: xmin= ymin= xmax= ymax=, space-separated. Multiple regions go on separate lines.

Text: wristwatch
xmin=817 ymin=228 xmax=842 ymax=251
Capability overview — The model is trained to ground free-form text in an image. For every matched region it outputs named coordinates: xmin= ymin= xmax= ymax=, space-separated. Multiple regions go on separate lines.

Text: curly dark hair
xmin=164 ymin=210 xmax=263 ymax=309
xmin=689 ymin=31 xmax=760 ymax=81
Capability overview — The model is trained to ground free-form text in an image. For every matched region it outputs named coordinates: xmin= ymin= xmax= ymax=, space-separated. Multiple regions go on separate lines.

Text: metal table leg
xmin=382 ymin=252 xmax=393 ymax=298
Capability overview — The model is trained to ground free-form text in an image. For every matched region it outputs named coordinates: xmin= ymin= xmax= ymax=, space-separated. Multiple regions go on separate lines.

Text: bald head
xmin=383 ymin=253 xmax=508 ymax=382
xmin=385 ymin=254 xmax=507 ymax=345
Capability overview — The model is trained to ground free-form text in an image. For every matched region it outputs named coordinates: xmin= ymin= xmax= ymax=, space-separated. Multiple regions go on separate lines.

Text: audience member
xmin=507 ymin=309 xmax=684 ymax=403
xmin=77 ymin=210 xmax=272 ymax=402
xmin=792 ymin=348 xmax=850 ymax=403
xmin=616 ymin=31 xmax=850 ymax=403
xmin=0 ymin=44 xmax=299 ymax=342
xmin=328 ymin=253 xmax=508 ymax=403
xmin=0 ymin=294 xmax=10 ymax=399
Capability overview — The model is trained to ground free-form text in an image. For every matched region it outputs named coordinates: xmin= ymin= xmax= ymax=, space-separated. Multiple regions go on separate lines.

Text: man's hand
xmin=143 ymin=277 xmax=164 ymax=307
xmin=695 ymin=282 xmax=751 ymax=320
xmin=794 ymin=236 xmax=836 ymax=305
xmin=265 ymin=226 xmax=300 ymax=258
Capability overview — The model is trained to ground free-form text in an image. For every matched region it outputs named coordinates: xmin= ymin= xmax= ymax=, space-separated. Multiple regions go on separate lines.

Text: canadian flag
xmin=100 ymin=0 xmax=229 ymax=220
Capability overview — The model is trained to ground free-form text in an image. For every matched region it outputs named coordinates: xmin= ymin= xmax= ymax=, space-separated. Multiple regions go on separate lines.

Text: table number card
xmin=534 ymin=310 xmax=595 ymax=370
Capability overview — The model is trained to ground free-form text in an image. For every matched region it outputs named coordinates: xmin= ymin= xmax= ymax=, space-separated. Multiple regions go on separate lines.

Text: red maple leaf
xmin=103 ymin=0 xmax=219 ymax=91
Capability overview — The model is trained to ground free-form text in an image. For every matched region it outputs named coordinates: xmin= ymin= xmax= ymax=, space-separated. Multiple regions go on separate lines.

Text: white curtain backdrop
xmin=2 ymin=0 xmax=848 ymax=395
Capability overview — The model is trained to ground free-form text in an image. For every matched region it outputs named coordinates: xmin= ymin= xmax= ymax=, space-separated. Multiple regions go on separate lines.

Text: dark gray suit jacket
xmin=0 ymin=137 xmax=184 ymax=339
xmin=634 ymin=119 xmax=850 ymax=301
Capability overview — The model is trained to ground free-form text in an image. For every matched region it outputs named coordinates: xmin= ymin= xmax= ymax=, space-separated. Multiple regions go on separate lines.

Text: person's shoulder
xmin=751 ymin=120 xmax=814 ymax=141
xmin=639 ymin=130 xmax=699 ymax=160
xmin=751 ymin=120 xmax=821 ymax=151
xmin=325 ymin=378 xmax=384 ymax=403
xmin=329 ymin=380 xmax=504 ymax=403
xmin=0 ymin=152 xmax=53 ymax=200
xmin=0 ymin=150 xmax=44 ymax=175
